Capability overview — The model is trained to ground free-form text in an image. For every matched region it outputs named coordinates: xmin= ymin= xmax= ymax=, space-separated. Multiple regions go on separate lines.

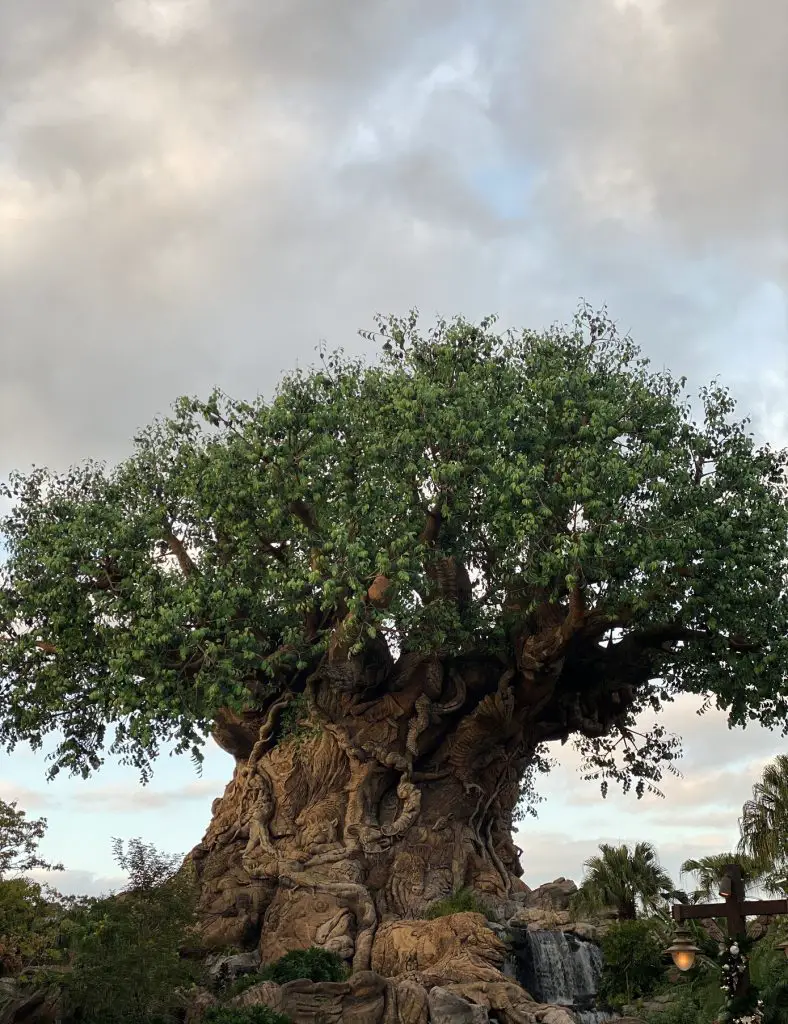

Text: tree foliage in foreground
xmin=0 ymin=798 xmax=63 ymax=879
xmin=58 ymin=838 xmax=201 ymax=1024
xmin=0 ymin=306 xmax=786 ymax=793
xmin=738 ymin=753 xmax=788 ymax=889
xmin=570 ymin=841 xmax=676 ymax=921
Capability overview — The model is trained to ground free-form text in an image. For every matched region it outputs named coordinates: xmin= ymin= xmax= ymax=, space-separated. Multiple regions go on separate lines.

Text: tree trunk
xmin=187 ymin=641 xmax=636 ymax=968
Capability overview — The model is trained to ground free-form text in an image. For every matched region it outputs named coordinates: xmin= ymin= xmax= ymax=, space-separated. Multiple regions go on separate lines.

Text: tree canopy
xmin=1 ymin=306 xmax=786 ymax=785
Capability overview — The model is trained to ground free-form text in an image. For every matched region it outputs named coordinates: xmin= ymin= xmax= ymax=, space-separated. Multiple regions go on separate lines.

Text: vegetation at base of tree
xmin=570 ymin=842 xmax=675 ymax=921
xmin=258 ymin=947 xmax=348 ymax=984
xmin=218 ymin=972 xmax=269 ymax=999
xmin=422 ymin=886 xmax=492 ymax=920
xmin=596 ymin=919 xmax=666 ymax=1009
xmin=203 ymin=1007 xmax=293 ymax=1024
xmin=53 ymin=838 xmax=203 ymax=1024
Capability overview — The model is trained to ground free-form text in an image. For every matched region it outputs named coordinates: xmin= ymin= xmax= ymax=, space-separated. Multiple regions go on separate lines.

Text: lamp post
xmin=667 ymin=863 xmax=788 ymax=1020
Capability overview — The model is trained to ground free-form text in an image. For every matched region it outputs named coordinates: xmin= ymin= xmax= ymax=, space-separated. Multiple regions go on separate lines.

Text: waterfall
xmin=507 ymin=927 xmax=613 ymax=1019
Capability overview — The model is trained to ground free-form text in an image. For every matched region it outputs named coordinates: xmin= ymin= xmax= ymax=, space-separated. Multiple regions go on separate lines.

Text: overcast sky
xmin=1 ymin=0 xmax=787 ymax=897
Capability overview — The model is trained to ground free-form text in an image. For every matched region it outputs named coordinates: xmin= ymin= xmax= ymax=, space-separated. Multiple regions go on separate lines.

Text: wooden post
xmin=672 ymin=863 xmax=788 ymax=1008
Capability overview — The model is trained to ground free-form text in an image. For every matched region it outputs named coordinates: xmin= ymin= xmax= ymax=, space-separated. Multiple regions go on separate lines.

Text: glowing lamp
xmin=665 ymin=927 xmax=700 ymax=971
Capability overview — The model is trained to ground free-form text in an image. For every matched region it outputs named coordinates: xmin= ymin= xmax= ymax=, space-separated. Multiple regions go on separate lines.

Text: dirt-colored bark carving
xmin=188 ymin=621 xmax=641 ymax=965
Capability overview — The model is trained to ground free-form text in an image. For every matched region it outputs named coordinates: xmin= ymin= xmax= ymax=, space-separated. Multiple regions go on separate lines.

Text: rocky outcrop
xmin=371 ymin=912 xmax=508 ymax=985
xmin=186 ymin=972 xmax=596 ymax=1024
xmin=0 ymin=980 xmax=60 ymax=1024
xmin=428 ymin=987 xmax=490 ymax=1023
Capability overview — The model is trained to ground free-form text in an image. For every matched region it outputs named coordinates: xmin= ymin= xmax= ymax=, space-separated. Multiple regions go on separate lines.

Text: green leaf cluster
xmin=55 ymin=839 xmax=202 ymax=1024
xmin=422 ymin=886 xmax=492 ymax=920
xmin=258 ymin=946 xmax=348 ymax=984
xmin=2 ymin=305 xmax=786 ymax=783
xmin=597 ymin=918 xmax=666 ymax=1009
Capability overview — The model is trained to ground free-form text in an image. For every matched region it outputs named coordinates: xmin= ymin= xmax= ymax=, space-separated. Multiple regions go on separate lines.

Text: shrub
xmin=423 ymin=887 xmax=491 ymax=920
xmin=219 ymin=972 xmax=266 ymax=999
xmin=597 ymin=919 xmax=665 ymax=1009
xmin=750 ymin=924 xmax=788 ymax=1024
xmin=203 ymin=1007 xmax=292 ymax=1024
xmin=259 ymin=947 xmax=348 ymax=984
xmin=58 ymin=838 xmax=203 ymax=1023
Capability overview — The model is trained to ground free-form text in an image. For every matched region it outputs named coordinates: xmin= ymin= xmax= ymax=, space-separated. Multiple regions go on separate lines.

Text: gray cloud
xmin=1 ymin=0 xmax=785 ymax=477
xmin=0 ymin=780 xmax=55 ymax=810
xmin=25 ymin=866 xmax=127 ymax=898
xmin=74 ymin=778 xmax=225 ymax=812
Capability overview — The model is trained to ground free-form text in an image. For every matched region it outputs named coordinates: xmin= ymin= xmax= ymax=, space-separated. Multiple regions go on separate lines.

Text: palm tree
xmin=738 ymin=754 xmax=788 ymax=893
xmin=680 ymin=852 xmax=771 ymax=901
xmin=570 ymin=842 xmax=675 ymax=921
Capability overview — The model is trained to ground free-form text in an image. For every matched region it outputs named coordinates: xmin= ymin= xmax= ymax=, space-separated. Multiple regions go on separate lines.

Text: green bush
xmin=220 ymin=972 xmax=267 ymax=999
xmin=750 ymin=924 xmax=788 ymax=1024
xmin=58 ymin=839 xmax=204 ymax=1023
xmin=259 ymin=947 xmax=348 ymax=984
xmin=423 ymin=887 xmax=491 ymax=920
xmin=203 ymin=1007 xmax=292 ymax=1024
xmin=598 ymin=919 xmax=666 ymax=1009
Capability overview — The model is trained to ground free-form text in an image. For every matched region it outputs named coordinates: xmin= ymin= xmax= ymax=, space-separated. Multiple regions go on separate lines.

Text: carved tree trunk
xmin=187 ymin=637 xmax=637 ymax=968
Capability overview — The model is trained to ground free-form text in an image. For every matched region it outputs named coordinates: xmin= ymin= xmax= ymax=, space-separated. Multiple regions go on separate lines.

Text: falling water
xmin=507 ymin=928 xmax=615 ymax=1020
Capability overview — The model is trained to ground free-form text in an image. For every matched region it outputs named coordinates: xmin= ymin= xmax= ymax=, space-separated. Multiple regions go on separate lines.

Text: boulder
xmin=508 ymin=906 xmax=572 ymax=930
xmin=520 ymin=879 xmax=577 ymax=911
xmin=562 ymin=921 xmax=598 ymax=942
xmin=443 ymin=980 xmax=537 ymax=1024
xmin=393 ymin=979 xmax=430 ymax=1024
xmin=371 ymin=912 xmax=507 ymax=985
xmin=0 ymin=979 xmax=61 ymax=1024
xmin=428 ymin=986 xmax=490 ymax=1023
xmin=205 ymin=949 xmax=261 ymax=984
xmin=224 ymin=970 xmax=428 ymax=1024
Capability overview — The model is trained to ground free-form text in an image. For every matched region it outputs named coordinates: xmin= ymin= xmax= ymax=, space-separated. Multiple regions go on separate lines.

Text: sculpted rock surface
xmin=371 ymin=912 xmax=507 ymax=985
xmin=186 ymin=638 xmax=636 ymax=964
xmin=520 ymin=878 xmax=577 ymax=911
xmin=223 ymin=970 xmax=428 ymax=1024
xmin=428 ymin=986 xmax=490 ymax=1023
xmin=442 ymin=981 xmax=537 ymax=1024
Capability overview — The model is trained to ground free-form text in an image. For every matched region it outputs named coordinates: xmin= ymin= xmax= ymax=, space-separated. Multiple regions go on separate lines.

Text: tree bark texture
xmin=188 ymin=632 xmax=639 ymax=968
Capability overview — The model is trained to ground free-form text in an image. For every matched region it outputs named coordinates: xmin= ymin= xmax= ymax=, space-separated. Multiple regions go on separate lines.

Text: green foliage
xmin=598 ymin=919 xmax=666 ymax=1009
xmin=0 ymin=877 xmax=71 ymax=977
xmin=422 ymin=887 xmax=492 ymax=920
xmin=275 ymin=693 xmax=320 ymax=747
xmin=0 ymin=797 xmax=63 ymax=878
xmin=258 ymin=947 xmax=348 ymax=984
xmin=643 ymin=982 xmax=721 ymax=1024
xmin=57 ymin=838 xmax=203 ymax=1024
xmin=571 ymin=842 xmax=675 ymax=920
xmin=2 ymin=306 xmax=787 ymax=795
xmin=749 ymin=923 xmax=788 ymax=1024
xmin=219 ymin=972 xmax=268 ymax=999
xmin=738 ymin=754 xmax=788 ymax=890
xmin=203 ymin=1006 xmax=292 ymax=1024
xmin=679 ymin=852 xmax=772 ymax=901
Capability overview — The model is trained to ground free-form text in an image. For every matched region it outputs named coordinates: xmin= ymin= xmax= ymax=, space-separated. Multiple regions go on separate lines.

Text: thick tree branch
xmin=163 ymin=526 xmax=198 ymax=577
xmin=288 ymin=500 xmax=319 ymax=535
